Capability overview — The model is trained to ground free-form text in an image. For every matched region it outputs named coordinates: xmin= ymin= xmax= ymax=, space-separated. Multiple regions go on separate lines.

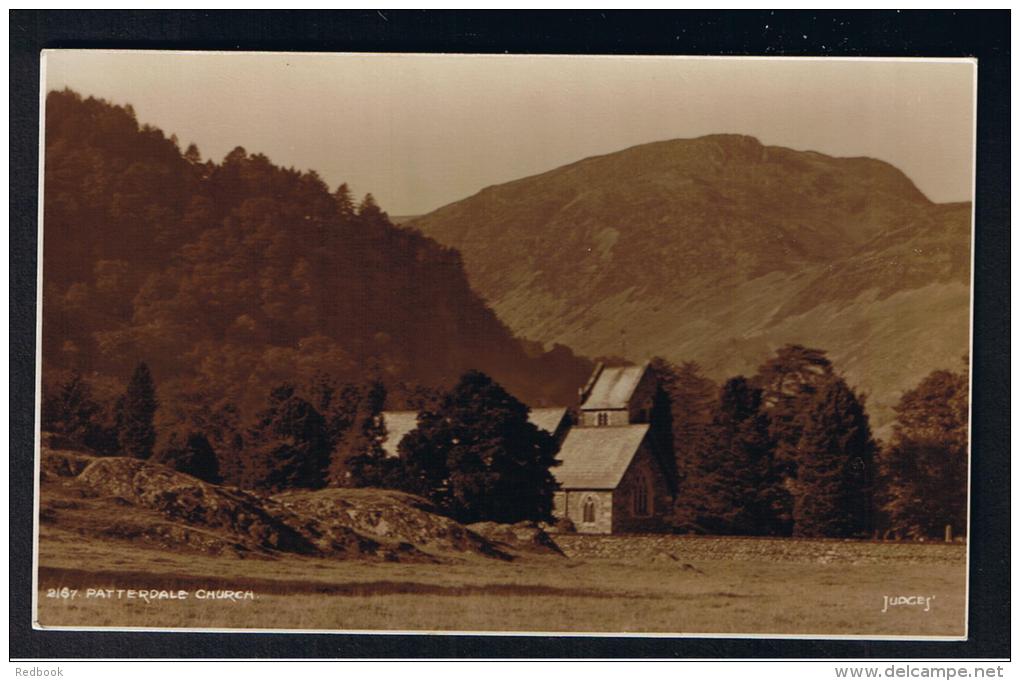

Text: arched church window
xmin=633 ymin=473 xmax=651 ymax=516
xmin=583 ymin=496 xmax=596 ymax=523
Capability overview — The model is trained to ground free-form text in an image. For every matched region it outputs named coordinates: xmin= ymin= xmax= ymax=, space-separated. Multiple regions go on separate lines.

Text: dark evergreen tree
xmin=42 ymin=370 xmax=99 ymax=444
xmin=117 ymin=362 xmax=158 ymax=459
xmin=673 ymin=377 xmax=781 ymax=535
xmin=646 ymin=358 xmax=678 ymax=494
xmin=357 ymin=192 xmax=386 ymax=222
xmin=333 ymin=182 xmax=356 ymax=220
xmin=159 ymin=389 xmax=244 ymax=485
xmin=154 ymin=431 xmax=221 ymax=483
xmin=754 ymin=344 xmax=834 ymax=477
xmin=183 ymin=143 xmax=202 ymax=164
xmin=397 ymin=371 xmax=560 ymax=523
xmin=329 ymin=380 xmax=393 ymax=487
xmin=792 ymin=376 xmax=876 ymax=538
xmin=878 ymin=367 xmax=968 ymax=539
xmin=243 ymin=384 xmax=329 ymax=491
xmin=41 ymin=370 xmax=118 ymax=453
xmin=307 ymin=372 xmax=363 ymax=453
xmin=650 ymin=357 xmax=717 ymax=497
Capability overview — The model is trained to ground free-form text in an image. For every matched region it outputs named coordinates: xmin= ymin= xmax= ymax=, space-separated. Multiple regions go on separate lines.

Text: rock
xmin=467 ymin=521 xmax=564 ymax=556
xmin=39 ymin=446 xmax=95 ymax=481
xmin=275 ymin=488 xmax=510 ymax=560
xmin=41 ymin=450 xmax=564 ymax=563
xmin=77 ymin=457 xmax=320 ymax=555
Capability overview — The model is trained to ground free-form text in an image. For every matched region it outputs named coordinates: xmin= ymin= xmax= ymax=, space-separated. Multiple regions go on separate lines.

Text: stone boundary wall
xmin=551 ymin=534 xmax=967 ymax=565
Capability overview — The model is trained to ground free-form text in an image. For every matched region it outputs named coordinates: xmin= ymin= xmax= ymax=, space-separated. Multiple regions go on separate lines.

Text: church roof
xmin=380 ymin=410 xmax=419 ymax=458
xmin=552 ymin=424 xmax=649 ymax=490
xmin=580 ymin=364 xmax=648 ymax=411
xmin=529 ymin=407 xmax=569 ymax=436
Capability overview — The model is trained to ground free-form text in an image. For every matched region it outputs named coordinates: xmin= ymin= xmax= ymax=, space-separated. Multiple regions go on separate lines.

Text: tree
xmin=306 ymin=372 xmax=363 ymax=452
xmin=650 ymin=358 xmax=717 ymax=497
xmin=755 ymin=344 xmax=834 ymax=477
xmin=184 ymin=143 xmax=202 ymax=164
xmin=333 ymin=182 xmax=356 ymax=219
xmin=158 ymin=389 xmax=244 ymax=485
xmin=791 ymin=376 xmax=876 ymax=538
xmin=357 ymin=192 xmax=386 ymax=222
xmin=154 ymin=431 xmax=221 ymax=483
xmin=878 ymin=367 xmax=968 ymax=539
xmin=673 ymin=377 xmax=781 ymax=535
xmin=243 ymin=384 xmax=330 ymax=491
xmin=117 ymin=362 xmax=158 ymax=459
xmin=328 ymin=380 xmax=393 ymax=487
xmin=397 ymin=371 xmax=560 ymax=524
xmin=41 ymin=370 xmax=118 ymax=453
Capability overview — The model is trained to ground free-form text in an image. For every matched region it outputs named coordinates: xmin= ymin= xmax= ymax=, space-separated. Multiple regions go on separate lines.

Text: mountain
xmin=41 ymin=89 xmax=592 ymax=417
xmin=410 ymin=135 xmax=972 ymax=433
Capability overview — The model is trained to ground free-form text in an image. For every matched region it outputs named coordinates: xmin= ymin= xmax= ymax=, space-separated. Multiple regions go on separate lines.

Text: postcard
xmin=34 ymin=51 xmax=974 ymax=638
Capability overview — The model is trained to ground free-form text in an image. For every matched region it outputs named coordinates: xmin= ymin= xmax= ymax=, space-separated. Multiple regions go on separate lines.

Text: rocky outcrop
xmin=467 ymin=521 xmax=564 ymax=556
xmin=39 ymin=448 xmax=546 ymax=562
xmin=39 ymin=446 xmax=95 ymax=481
xmin=274 ymin=488 xmax=511 ymax=560
xmin=77 ymin=457 xmax=320 ymax=555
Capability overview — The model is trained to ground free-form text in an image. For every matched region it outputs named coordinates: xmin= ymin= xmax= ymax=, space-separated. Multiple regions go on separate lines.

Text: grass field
xmin=36 ymin=527 xmax=966 ymax=636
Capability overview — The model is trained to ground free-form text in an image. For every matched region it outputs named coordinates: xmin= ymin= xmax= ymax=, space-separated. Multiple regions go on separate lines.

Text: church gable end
xmin=612 ymin=444 xmax=672 ymax=533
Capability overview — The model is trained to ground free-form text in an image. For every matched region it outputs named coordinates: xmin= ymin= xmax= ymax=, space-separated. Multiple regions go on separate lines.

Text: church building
xmin=377 ymin=362 xmax=674 ymax=535
xmin=550 ymin=362 xmax=674 ymax=534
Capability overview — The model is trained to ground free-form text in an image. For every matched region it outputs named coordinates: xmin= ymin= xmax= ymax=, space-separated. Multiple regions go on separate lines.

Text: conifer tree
xmin=41 ymin=370 xmax=119 ymax=453
xmin=755 ymin=344 xmax=834 ymax=478
xmin=650 ymin=358 xmax=717 ymax=496
xmin=878 ymin=367 xmax=968 ymax=539
xmin=117 ymin=362 xmax=158 ymax=459
xmin=244 ymin=384 xmax=330 ymax=492
xmin=357 ymin=192 xmax=387 ymax=223
xmin=673 ymin=377 xmax=781 ymax=535
xmin=792 ymin=376 xmax=876 ymax=538
xmin=333 ymin=182 xmax=356 ymax=220
xmin=397 ymin=371 xmax=560 ymax=523
xmin=329 ymin=380 xmax=392 ymax=487
xmin=184 ymin=143 xmax=202 ymax=164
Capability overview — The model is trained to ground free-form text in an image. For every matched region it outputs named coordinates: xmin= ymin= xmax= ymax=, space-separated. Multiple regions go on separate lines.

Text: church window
xmin=582 ymin=496 xmax=596 ymax=523
xmin=633 ymin=473 xmax=651 ymax=516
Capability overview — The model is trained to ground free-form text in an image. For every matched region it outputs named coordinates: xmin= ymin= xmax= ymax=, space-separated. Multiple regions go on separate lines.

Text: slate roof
xmin=551 ymin=423 xmax=649 ymax=490
xmin=580 ymin=364 xmax=648 ymax=411
xmin=380 ymin=410 xmax=420 ymax=458
xmin=529 ymin=407 xmax=569 ymax=436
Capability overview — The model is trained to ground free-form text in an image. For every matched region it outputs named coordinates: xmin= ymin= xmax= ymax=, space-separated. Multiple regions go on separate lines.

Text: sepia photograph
xmin=32 ymin=50 xmax=975 ymax=639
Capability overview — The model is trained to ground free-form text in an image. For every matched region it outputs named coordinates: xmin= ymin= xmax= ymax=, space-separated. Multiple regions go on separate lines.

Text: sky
xmin=44 ymin=51 xmax=976 ymax=216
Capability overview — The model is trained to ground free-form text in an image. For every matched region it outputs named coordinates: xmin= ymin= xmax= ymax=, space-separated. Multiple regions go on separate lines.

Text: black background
xmin=9 ymin=10 xmax=1010 ymax=659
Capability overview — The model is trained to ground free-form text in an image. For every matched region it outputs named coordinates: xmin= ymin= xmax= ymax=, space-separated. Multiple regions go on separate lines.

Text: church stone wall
xmin=612 ymin=445 xmax=672 ymax=533
xmin=553 ymin=490 xmax=614 ymax=534
xmin=626 ymin=370 xmax=659 ymax=424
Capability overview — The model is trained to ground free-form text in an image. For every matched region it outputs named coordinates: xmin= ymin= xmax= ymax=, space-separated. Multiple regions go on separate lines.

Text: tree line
xmin=42 ymin=365 xmax=558 ymax=525
xmin=43 ymin=342 xmax=967 ymax=539
xmin=653 ymin=344 xmax=968 ymax=540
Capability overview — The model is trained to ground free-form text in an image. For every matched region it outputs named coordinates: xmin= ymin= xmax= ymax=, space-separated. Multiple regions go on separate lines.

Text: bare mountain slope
xmin=411 ymin=135 xmax=971 ymax=433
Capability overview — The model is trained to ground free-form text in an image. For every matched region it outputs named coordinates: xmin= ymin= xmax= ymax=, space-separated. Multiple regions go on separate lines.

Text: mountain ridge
xmin=410 ymin=134 xmax=972 ymax=433
xmin=41 ymin=89 xmax=594 ymax=418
